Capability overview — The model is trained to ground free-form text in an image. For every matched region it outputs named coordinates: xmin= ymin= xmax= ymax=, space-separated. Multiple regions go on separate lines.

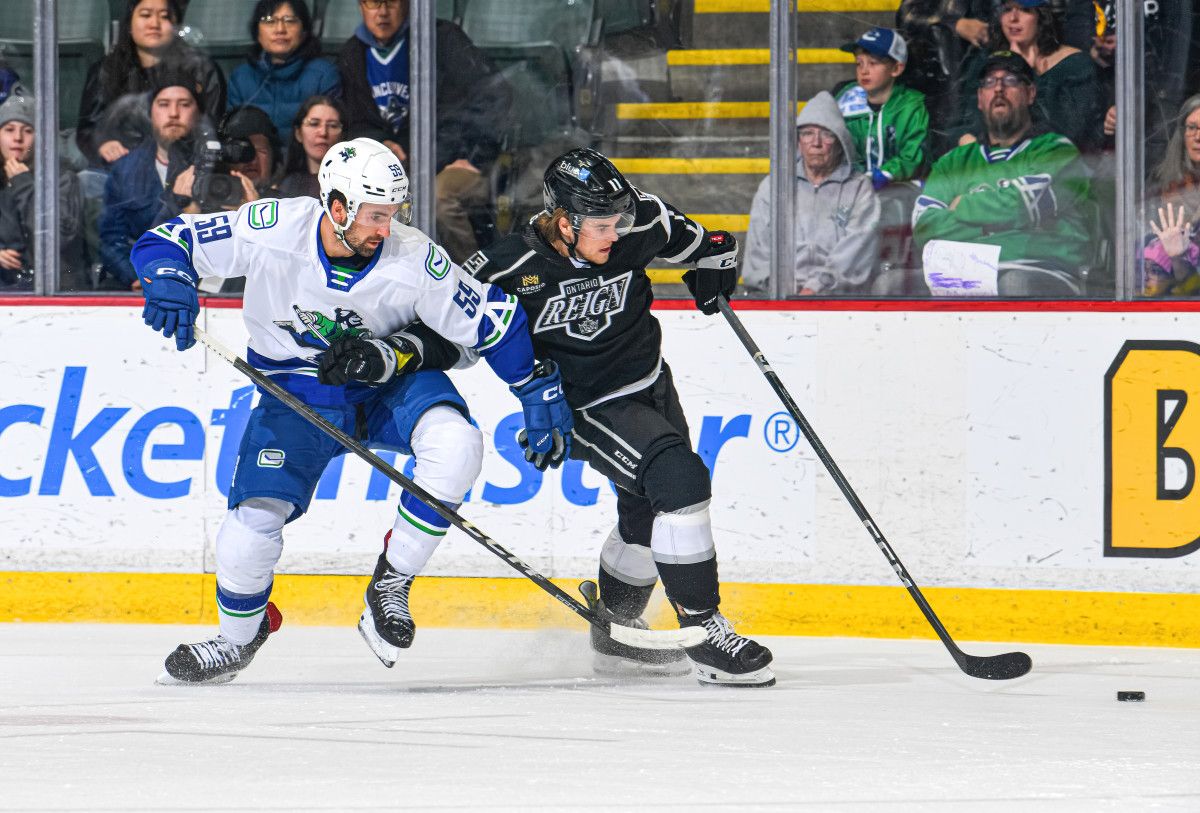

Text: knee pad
xmin=215 ymin=497 xmax=292 ymax=595
xmin=599 ymin=525 xmax=657 ymax=587
xmin=640 ymin=442 xmax=712 ymax=514
xmin=650 ymin=499 xmax=716 ymax=566
xmin=410 ymin=406 xmax=483 ymax=502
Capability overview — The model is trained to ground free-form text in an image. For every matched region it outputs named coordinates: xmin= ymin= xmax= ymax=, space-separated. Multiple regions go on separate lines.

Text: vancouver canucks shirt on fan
xmin=130 ymin=196 xmax=533 ymax=406
xmin=359 ymin=23 xmax=409 ymax=139
xmin=466 ymin=188 xmax=714 ymax=409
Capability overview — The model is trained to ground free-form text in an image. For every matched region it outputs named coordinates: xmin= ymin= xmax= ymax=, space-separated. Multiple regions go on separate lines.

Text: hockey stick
xmin=194 ymin=327 xmax=704 ymax=651
xmin=716 ymin=297 xmax=1032 ymax=680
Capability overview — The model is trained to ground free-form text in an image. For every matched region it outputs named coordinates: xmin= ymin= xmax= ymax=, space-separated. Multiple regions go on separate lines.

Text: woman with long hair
xmin=275 ymin=95 xmax=346 ymax=199
xmin=226 ymin=0 xmax=340 ymax=143
xmin=75 ymin=0 xmax=226 ymax=167
xmin=953 ymin=0 xmax=1102 ymax=153
xmin=1142 ymin=95 xmax=1200 ymax=296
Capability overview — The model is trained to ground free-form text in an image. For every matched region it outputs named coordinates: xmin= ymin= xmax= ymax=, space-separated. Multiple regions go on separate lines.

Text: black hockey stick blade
xmin=956 ymin=650 xmax=1033 ymax=680
xmin=195 ymin=327 xmax=703 ymax=652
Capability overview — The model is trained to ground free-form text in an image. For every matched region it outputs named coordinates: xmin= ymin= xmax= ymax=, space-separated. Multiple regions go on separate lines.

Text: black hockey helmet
xmin=542 ymin=147 xmax=636 ymax=238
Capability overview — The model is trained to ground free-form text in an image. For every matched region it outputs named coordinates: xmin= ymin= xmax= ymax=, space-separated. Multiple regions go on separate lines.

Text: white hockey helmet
xmin=318 ymin=137 xmax=412 ymax=239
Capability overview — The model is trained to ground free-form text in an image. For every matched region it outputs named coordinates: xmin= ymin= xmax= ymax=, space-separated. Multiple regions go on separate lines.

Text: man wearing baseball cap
xmin=834 ymin=26 xmax=929 ymax=190
xmin=913 ymin=51 xmax=1097 ymax=296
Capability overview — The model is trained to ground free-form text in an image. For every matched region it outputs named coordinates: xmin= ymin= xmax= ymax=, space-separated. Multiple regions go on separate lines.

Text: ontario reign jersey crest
xmin=533 ymin=271 xmax=632 ymax=341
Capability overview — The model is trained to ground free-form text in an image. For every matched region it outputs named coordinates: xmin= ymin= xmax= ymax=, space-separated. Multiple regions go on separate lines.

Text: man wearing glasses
xmin=336 ymin=0 xmax=512 ymax=264
xmin=742 ymin=91 xmax=881 ymax=295
xmin=913 ymin=51 xmax=1097 ymax=296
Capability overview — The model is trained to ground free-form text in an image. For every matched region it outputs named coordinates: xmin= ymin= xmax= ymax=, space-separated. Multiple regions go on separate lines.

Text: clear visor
xmin=351 ymin=197 xmax=412 ymax=230
xmin=570 ymin=201 xmax=635 ymax=240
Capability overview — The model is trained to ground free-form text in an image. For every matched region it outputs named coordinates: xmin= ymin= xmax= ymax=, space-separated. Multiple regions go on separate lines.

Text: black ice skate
xmin=358 ymin=552 xmax=416 ymax=668
xmin=157 ymin=602 xmax=282 ymax=685
xmin=677 ymin=607 xmax=775 ymax=687
xmin=579 ymin=581 xmax=690 ymax=677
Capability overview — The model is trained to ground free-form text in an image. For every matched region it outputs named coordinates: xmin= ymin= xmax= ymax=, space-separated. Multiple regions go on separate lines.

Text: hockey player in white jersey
xmin=133 ymin=138 xmax=573 ymax=684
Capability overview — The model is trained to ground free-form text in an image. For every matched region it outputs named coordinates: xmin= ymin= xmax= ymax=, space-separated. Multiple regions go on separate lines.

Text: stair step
xmin=669 ymin=62 xmax=852 ymax=101
xmin=688 ymin=8 xmax=896 ymax=49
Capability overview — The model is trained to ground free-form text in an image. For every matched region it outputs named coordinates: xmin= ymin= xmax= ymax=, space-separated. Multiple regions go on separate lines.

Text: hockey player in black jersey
xmin=467 ymin=147 xmax=774 ymax=687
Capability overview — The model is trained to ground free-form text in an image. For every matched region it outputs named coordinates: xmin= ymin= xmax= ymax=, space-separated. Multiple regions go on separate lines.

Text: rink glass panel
xmin=4 ymin=0 xmax=1185 ymax=300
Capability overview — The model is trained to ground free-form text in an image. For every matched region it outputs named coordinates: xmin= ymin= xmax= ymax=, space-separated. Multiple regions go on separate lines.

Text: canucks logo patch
xmin=425 ymin=244 xmax=450 ymax=280
xmin=275 ymin=306 xmax=370 ymax=349
xmin=339 ymin=146 xmax=357 ymax=161
xmin=248 ymin=200 xmax=278 ymax=230
xmin=533 ymin=272 xmax=632 ymax=341
xmin=257 ymin=449 xmax=285 ymax=468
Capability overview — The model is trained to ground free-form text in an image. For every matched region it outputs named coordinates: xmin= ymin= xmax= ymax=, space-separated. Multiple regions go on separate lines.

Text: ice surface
xmin=1 ymin=623 xmax=1197 ymax=811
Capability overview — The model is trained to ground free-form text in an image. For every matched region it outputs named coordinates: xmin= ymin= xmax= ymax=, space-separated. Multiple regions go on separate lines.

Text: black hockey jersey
xmin=467 ymin=188 xmax=712 ymax=408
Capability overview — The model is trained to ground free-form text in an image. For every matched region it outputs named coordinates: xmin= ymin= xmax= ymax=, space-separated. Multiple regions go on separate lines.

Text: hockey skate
xmin=677 ymin=607 xmax=775 ymax=687
xmin=358 ymin=552 xmax=416 ymax=668
xmin=157 ymin=602 xmax=282 ymax=685
xmin=579 ymin=581 xmax=690 ymax=677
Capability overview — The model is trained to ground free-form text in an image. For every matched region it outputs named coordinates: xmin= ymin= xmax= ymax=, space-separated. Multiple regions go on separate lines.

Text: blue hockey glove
xmin=511 ymin=360 xmax=573 ymax=471
xmin=141 ymin=260 xmax=199 ymax=351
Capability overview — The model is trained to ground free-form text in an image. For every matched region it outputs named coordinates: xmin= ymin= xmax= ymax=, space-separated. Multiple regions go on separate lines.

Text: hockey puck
xmin=1117 ymin=691 xmax=1145 ymax=702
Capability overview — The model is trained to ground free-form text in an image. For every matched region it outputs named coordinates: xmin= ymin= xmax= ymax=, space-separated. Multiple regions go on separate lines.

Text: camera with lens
xmin=191 ymin=136 xmax=256 ymax=212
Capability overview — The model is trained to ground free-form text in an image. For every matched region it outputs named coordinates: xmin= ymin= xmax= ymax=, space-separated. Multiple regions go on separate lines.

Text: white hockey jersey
xmin=134 ymin=197 xmax=529 ymax=405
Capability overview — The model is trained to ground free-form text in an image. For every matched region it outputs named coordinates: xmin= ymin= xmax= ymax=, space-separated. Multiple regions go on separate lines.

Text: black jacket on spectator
xmin=76 ymin=42 xmax=226 ymax=167
xmin=0 ymin=166 xmax=86 ymax=287
xmin=336 ymin=20 xmax=512 ymax=172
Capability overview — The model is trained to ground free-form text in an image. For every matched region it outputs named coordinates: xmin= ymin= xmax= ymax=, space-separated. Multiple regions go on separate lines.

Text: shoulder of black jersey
xmin=471 ymin=227 xmax=553 ymax=284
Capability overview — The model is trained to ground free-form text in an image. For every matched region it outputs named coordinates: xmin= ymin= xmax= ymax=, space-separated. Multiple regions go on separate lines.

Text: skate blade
xmin=357 ymin=611 xmax=399 ymax=669
xmin=592 ymin=651 xmax=692 ymax=678
xmin=154 ymin=670 xmax=239 ymax=686
xmin=692 ymin=662 xmax=776 ymax=688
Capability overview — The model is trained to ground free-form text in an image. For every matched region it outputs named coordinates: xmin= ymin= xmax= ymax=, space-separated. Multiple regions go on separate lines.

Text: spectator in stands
xmin=1096 ymin=1 xmax=1177 ymax=165
xmin=0 ymin=93 xmax=86 ymax=291
xmin=1143 ymin=202 xmax=1200 ymax=296
xmin=742 ymin=92 xmax=881 ymax=295
xmin=76 ymin=0 xmax=225 ymax=168
xmin=276 ymin=95 xmax=345 ymax=199
xmin=953 ymin=0 xmax=1103 ymax=154
xmin=337 ymin=0 xmax=513 ymax=262
xmin=914 ymin=52 xmax=1096 ymax=296
xmin=1148 ymin=95 xmax=1200 ymax=228
xmin=834 ymin=27 xmax=929 ymax=188
xmin=896 ymin=0 xmax=991 ymax=155
xmin=156 ymin=105 xmax=281 ymax=225
xmin=98 ymin=73 xmax=200 ymax=290
xmin=227 ymin=0 xmax=341 ymax=143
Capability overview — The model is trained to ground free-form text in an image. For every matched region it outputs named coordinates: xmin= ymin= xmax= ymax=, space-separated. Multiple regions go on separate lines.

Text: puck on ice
xmin=1117 ymin=691 xmax=1145 ymax=702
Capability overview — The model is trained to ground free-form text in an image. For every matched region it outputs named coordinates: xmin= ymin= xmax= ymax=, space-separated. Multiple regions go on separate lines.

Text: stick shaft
xmin=716 ymin=298 xmax=971 ymax=665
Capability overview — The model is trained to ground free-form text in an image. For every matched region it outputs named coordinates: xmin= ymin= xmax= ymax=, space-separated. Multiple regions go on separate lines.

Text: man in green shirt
xmin=912 ymin=51 xmax=1097 ymax=296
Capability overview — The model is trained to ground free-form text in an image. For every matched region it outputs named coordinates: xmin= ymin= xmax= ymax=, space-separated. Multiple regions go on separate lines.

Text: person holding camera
xmin=98 ymin=71 xmax=202 ymax=290
xmin=158 ymin=104 xmax=283 ymax=222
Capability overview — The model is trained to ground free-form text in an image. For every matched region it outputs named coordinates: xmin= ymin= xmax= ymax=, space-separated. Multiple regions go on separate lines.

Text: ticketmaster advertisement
xmin=2 ymin=303 xmax=1199 ymax=594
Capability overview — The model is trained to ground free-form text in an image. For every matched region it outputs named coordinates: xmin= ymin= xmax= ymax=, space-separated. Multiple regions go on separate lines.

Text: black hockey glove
xmin=316 ymin=335 xmax=420 ymax=386
xmin=682 ymin=230 xmax=738 ymax=315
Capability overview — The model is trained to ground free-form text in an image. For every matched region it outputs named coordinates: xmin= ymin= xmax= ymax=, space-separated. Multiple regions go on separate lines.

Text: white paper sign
xmin=923 ymin=239 xmax=1000 ymax=296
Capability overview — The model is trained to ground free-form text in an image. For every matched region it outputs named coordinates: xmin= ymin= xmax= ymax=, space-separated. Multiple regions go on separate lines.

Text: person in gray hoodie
xmin=742 ymin=91 xmax=881 ymax=295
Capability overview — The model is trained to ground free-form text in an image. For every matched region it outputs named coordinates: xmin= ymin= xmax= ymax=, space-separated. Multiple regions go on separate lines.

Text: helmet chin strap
xmin=329 ymin=203 xmax=356 ymax=254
